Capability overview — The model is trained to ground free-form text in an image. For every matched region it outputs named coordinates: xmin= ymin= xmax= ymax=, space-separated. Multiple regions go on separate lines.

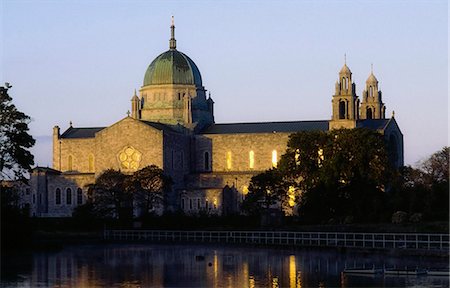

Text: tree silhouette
xmin=0 ymin=84 xmax=35 ymax=180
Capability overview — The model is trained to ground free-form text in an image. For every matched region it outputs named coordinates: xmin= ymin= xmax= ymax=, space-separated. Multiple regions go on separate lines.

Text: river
xmin=2 ymin=243 xmax=448 ymax=287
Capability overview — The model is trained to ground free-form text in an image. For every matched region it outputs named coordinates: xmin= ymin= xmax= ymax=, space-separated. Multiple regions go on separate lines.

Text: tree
xmin=0 ymin=84 xmax=35 ymax=180
xmin=130 ymin=165 xmax=171 ymax=217
xmin=388 ymin=147 xmax=449 ymax=221
xmin=281 ymin=128 xmax=391 ymax=223
xmin=241 ymin=168 xmax=288 ymax=216
xmin=86 ymin=169 xmax=132 ymax=221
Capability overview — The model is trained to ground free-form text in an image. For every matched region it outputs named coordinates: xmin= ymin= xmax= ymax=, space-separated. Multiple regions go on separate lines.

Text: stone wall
xmin=204 ymin=132 xmax=290 ymax=172
xmin=94 ymin=117 xmax=164 ymax=175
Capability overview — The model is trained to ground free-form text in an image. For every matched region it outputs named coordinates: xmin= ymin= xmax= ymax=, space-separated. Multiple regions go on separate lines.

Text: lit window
xmin=249 ymin=151 xmax=255 ymax=169
xmin=88 ymin=155 xmax=94 ymax=172
xmin=242 ymin=186 xmax=249 ymax=195
xmin=288 ymin=186 xmax=296 ymax=207
xmin=213 ymin=198 xmax=217 ymax=209
xmin=318 ymin=148 xmax=324 ymax=167
xmin=66 ymin=188 xmax=72 ymax=205
xmin=56 ymin=188 xmax=61 ymax=205
xmin=272 ymin=150 xmax=277 ymax=168
xmin=68 ymin=155 xmax=73 ymax=171
xmin=226 ymin=151 xmax=232 ymax=170
xmin=295 ymin=149 xmax=300 ymax=165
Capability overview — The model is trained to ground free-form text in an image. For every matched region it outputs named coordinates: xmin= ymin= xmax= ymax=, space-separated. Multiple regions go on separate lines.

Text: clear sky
xmin=1 ymin=0 xmax=448 ymax=167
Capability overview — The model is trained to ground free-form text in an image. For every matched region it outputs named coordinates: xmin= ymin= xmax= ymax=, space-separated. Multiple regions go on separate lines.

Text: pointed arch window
xmin=272 ymin=150 xmax=278 ymax=168
xmin=66 ymin=188 xmax=72 ymax=205
xmin=55 ymin=188 xmax=61 ymax=205
xmin=339 ymin=101 xmax=346 ymax=119
xmin=204 ymin=151 xmax=210 ymax=171
xmin=226 ymin=151 xmax=232 ymax=170
xmin=77 ymin=188 xmax=83 ymax=205
xmin=366 ymin=107 xmax=373 ymax=119
xmin=369 ymin=86 xmax=373 ymax=97
xmin=88 ymin=155 xmax=94 ymax=172
xmin=249 ymin=150 xmax=255 ymax=169
xmin=68 ymin=155 xmax=73 ymax=171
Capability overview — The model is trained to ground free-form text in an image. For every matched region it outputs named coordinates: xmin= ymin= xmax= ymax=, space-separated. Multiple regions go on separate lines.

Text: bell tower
xmin=330 ymin=58 xmax=360 ymax=129
xmin=360 ymin=65 xmax=385 ymax=119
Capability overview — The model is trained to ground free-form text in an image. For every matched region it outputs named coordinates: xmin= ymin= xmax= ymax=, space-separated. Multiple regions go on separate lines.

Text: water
xmin=2 ymin=243 xmax=448 ymax=287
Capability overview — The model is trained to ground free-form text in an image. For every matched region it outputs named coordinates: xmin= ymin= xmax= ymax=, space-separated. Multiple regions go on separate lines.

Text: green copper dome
xmin=143 ymin=49 xmax=203 ymax=86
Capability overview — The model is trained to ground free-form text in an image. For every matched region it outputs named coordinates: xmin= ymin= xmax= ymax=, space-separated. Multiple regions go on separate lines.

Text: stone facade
xmin=25 ymin=22 xmax=404 ymax=217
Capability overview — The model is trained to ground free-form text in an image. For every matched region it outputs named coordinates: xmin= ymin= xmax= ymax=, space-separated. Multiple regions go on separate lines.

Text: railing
xmin=104 ymin=230 xmax=449 ymax=251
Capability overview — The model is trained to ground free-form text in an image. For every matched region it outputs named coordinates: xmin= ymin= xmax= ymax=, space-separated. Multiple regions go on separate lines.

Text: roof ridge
xmin=211 ymin=120 xmax=329 ymax=126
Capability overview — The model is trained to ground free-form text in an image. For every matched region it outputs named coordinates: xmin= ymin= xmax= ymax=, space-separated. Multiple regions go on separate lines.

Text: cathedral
xmin=26 ymin=20 xmax=403 ymax=217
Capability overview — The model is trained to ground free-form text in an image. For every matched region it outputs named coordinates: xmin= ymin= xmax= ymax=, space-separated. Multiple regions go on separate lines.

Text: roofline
xmin=209 ymin=120 xmax=330 ymax=126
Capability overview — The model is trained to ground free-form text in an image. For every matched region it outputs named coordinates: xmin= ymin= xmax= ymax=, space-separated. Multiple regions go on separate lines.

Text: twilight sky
xmin=1 ymin=0 xmax=448 ymax=168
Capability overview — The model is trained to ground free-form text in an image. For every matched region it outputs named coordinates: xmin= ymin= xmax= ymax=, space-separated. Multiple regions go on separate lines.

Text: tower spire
xmin=169 ymin=16 xmax=176 ymax=50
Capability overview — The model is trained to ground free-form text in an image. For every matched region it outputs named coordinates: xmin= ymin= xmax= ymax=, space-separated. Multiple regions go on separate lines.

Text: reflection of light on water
xmin=214 ymin=252 xmax=218 ymax=288
xmin=226 ymin=274 xmax=233 ymax=288
xmin=272 ymin=276 xmax=279 ymax=287
xmin=296 ymin=271 xmax=302 ymax=288
xmin=289 ymin=255 xmax=296 ymax=288
xmin=249 ymin=276 xmax=255 ymax=288
xmin=243 ymin=262 xmax=249 ymax=288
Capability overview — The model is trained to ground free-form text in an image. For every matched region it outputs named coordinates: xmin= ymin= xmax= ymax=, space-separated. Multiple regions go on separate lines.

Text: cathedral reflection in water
xmin=9 ymin=244 xmax=447 ymax=288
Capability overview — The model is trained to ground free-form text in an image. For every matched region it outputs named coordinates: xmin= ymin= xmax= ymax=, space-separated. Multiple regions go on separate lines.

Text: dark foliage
xmin=0 ymin=85 xmax=35 ymax=180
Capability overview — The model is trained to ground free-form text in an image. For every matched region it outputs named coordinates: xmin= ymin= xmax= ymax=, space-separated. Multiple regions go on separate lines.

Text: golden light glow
xmin=295 ymin=149 xmax=300 ymax=165
xmin=318 ymin=148 xmax=324 ymax=167
xmin=118 ymin=146 xmax=142 ymax=171
xmin=288 ymin=186 xmax=296 ymax=207
xmin=214 ymin=252 xmax=218 ymax=288
xmin=243 ymin=262 xmax=249 ymax=288
xmin=68 ymin=155 xmax=73 ymax=171
xmin=272 ymin=150 xmax=277 ymax=168
xmin=242 ymin=185 xmax=249 ymax=195
xmin=289 ymin=255 xmax=296 ymax=288
xmin=249 ymin=276 xmax=255 ymax=288
xmin=249 ymin=150 xmax=255 ymax=169
xmin=226 ymin=151 xmax=232 ymax=170
xmin=88 ymin=154 xmax=94 ymax=172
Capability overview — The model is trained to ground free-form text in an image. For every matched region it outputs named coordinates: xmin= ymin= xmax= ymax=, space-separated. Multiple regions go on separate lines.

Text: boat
xmin=343 ymin=267 xmax=383 ymax=274
xmin=384 ymin=268 xmax=427 ymax=276
xmin=426 ymin=269 xmax=450 ymax=277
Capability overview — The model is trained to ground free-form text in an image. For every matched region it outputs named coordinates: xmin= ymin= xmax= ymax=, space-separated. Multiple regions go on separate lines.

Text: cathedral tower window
xmin=249 ymin=150 xmax=255 ymax=169
xmin=226 ymin=151 xmax=232 ymax=170
xmin=77 ymin=188 xmax=83 ymax=205
xmin=369 ymin=86 xmax=374 ymax=97
xmin=181 ymin=198 xmax=185 ymax=210
xmin=272 ymin=150 xmax=278 ymax=168
xmin=339 ymin=101 xmax=346 ymax=119
xmin=366 ymin=107 xmax=373 ymax=119
xmin=66 ymin=188 xmax=72 ymax=205
xmin=55 ymin=188 xmax=61 ymax=205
